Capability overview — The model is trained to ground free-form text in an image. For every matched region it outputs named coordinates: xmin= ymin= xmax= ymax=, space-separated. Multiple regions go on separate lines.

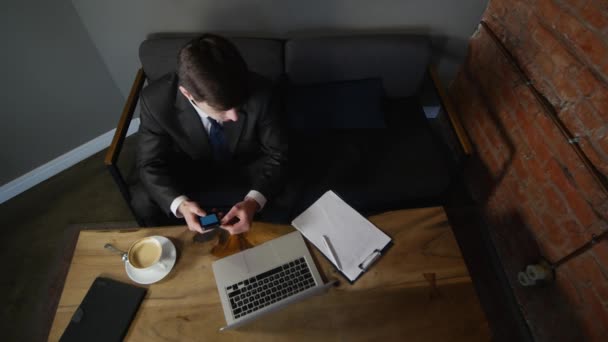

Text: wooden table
xmin=48 ymin=207 xmax=491 ymax=341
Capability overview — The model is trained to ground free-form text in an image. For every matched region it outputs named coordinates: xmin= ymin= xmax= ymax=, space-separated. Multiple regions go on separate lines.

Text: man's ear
xmin=178 ymin=86 xmax=192 ymax=100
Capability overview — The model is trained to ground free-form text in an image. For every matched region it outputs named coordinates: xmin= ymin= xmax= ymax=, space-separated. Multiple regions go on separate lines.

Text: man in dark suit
xmin=134 ymin=34 xmax=287 ymax=234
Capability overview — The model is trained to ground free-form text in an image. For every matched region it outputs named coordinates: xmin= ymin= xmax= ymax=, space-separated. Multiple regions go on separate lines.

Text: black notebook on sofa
xmin=60 ymin=277 xmax=147 ymax=342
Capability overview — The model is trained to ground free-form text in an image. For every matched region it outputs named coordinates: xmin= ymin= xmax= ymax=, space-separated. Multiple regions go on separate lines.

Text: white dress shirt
xmin=169 ymin=101 xmax=267 ymax=217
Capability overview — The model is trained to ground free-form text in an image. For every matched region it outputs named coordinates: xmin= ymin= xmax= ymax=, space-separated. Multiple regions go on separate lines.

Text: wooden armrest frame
xmin=104 ymin=68 xmax=146 ymax=225
xmin=427 ymin=65 xmax=473 ymax=156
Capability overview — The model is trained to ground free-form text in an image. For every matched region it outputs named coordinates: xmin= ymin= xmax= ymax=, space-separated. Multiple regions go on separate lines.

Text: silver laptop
xmin=212 ymin=231 xmax=334 ymax=331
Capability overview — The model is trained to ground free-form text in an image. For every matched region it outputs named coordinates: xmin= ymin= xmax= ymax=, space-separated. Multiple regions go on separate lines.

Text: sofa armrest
xmin=427 ymin=65 xmax=473 ymax=156
xmin=104 ymin=68 xmax=146 ymax=167
xmin=104 ymin=68 xmax=146 ymax=225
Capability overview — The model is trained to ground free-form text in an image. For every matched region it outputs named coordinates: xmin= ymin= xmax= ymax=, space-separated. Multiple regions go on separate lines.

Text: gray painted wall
xmin=0 ymin=1 xmax=124 ymax=185
xmin=72 ymin=0 xmax=488 ymax=97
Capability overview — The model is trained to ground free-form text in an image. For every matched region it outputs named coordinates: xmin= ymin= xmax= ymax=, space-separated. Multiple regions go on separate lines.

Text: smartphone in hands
xmin=199 ymin=214 xmax=220 ymax=232
xmin=193 ymin=213 xmax=220 ymax=243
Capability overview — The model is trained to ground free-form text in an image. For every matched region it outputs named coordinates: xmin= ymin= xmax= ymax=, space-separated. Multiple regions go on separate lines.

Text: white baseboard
xmin=0 ymin=118 xmax=140 ymax=205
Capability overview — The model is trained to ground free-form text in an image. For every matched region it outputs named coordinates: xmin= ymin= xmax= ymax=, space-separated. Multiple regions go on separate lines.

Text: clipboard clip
xmin=358 ymin=249 xmax=382 ymax=271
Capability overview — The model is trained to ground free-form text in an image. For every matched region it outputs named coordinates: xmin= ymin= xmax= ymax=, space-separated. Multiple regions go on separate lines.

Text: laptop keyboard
xmin=226 ymin=257 xmax=316 ymax=319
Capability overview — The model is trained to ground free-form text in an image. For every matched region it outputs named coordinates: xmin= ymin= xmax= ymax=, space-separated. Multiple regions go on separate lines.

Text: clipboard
xmin=291 ymin=191 xmax=392 ymax=283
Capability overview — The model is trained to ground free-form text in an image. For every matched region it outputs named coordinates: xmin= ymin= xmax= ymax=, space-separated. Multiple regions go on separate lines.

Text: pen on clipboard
xmin=322 ymin=235 xmax=342 ymax=271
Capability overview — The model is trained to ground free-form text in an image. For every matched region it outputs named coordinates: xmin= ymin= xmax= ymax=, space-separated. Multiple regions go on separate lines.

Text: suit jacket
xmin=136 ymin=72 xmax=288 ymax=214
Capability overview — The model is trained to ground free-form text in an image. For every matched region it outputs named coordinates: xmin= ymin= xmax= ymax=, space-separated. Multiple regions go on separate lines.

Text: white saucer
xmin=125 ymin=236 xmax=177 ymax=285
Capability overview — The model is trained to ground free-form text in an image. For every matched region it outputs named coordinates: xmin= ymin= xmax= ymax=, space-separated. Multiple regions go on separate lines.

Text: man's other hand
xmin=178 ymin=200 xmax=207 ymax=233
xmin=221 ymin=198 xmax=259 ymax=235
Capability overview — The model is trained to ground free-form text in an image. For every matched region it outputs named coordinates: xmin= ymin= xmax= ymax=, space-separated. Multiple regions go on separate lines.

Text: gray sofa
xmin=106 ymin=34 xmax=468 ymax=225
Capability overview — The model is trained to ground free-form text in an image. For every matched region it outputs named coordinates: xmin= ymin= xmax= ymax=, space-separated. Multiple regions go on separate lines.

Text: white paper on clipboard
xmin=291 ymin=191 xmax=392 ymax=282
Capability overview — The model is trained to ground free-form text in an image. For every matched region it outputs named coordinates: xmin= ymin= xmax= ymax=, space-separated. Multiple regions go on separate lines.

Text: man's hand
xmin=221 ymin=198 xmax=259 ymax=235
xmin=178 ymin=200 xmax=207 ymax=233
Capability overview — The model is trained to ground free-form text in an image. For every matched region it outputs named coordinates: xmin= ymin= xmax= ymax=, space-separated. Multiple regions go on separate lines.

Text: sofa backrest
xmin=139 ymin=36 xmax=284 ymax=82
xmin=139 ymin=34 xmax=431 ymax=97
xmin=285 ymin=35 xmax=430 ymax=98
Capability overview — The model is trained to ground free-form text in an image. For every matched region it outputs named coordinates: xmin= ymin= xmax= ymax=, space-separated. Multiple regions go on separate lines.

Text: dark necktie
xmin=207 ymin=117 xmax=230 ymax=161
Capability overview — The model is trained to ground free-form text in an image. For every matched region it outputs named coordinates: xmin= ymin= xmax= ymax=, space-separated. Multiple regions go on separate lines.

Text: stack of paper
xmin=291 ymin=191 xmax=392 ymax=282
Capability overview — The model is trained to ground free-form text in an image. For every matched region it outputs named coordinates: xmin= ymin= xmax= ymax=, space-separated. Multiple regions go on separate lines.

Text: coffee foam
xmin=129 ymin=238 xmax=161 ymax=268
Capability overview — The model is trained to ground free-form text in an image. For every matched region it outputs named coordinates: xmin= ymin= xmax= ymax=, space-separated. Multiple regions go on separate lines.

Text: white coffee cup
xmin=127 ymin=237 xmax=168 ymax=271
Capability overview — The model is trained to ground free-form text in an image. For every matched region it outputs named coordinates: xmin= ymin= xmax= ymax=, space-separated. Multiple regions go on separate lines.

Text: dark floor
xmin=0 ymin=145 xmax=135 ymax=342
xmin=443 ymin=178 xmax=533 ymax=342
xmin=0 ymin=137 xmax=532 ymax=341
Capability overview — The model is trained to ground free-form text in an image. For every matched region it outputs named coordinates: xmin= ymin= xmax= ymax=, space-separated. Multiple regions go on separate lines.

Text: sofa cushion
xmin=285 ymin=35 xmax=431 ymax=97
xmin=286 ymin=78 xmax=386 ymax=129
xmin=288 ymin=97 xmax=454 ymax=217
xmin=139 ymin=36 xmax=284 ymax=82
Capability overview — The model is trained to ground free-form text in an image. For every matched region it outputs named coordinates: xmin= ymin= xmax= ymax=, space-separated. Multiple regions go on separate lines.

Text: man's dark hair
xmin=178 ymin=34 xmax=249 ymax=110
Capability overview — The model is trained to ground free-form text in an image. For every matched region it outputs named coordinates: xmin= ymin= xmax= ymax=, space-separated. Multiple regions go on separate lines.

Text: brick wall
xmin=449 ymin=0 xmax=608 ymax=341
